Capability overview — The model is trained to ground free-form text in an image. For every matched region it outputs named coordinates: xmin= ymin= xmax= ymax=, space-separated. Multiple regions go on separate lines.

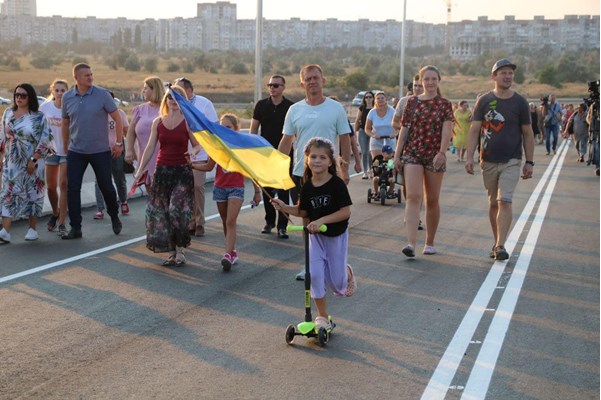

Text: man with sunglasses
xmin=61 ymin=63 xmax=123 ymax=239
xmin=250 ymin=75 xmax=294 ymax=239
xmin=173 ymin=77 xmax=218 ymax=237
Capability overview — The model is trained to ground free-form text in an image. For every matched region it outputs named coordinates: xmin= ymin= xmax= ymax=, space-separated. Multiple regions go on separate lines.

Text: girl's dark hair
xmin=361 ymin=91 xmax=375 ymax=109
xmin=302 ymin=137 xmax=338 ymax=182
xmin=12 ymin=83 xmax=39 ymax=112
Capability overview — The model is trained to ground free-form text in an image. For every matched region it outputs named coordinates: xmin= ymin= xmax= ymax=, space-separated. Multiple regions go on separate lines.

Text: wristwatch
xmin=525 ymin=160 xmax=535 ymax=166
xmin=29 ymin=156 xmax=37 ymax=163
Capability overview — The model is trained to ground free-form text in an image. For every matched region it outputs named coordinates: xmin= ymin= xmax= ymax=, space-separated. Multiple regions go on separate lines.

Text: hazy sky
xmin=34 ymin=0 xmax=600 ymax=24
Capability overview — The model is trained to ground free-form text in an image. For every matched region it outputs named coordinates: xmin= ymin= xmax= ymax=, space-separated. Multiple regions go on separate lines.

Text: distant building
xmin=0 ymin=0 xmax=36 ymax=17
xmin=0 ymin=1 xmax=597 ymax=58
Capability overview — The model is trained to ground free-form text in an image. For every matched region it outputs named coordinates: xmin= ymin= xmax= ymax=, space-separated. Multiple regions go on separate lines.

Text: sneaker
xmin=24 ymin=228 xmax=39 ymax=241
xmin=418 ymin=220 xmax=424 ymax=231
xmin=221 ymin=252 xmax=233 ymax=272
xmin=47 ymin=214 xmax=59 ymax=231
xmin=230 ymin=250 xmax=239 ymax=265
xmin=489 ymin=244 xmax=496 ymax=258
xmin=494 ymin=245 xmax=509 ymax=261
xmin=261 ymin=224 xmax=275 ymax=234
xmin=315 ymin=316 xmax=333 ymax=331
xmin=295 ymin=269 xmax=305 ymax=281
xmin=423 ymin=245 xmax=437 ymax=255
xmin=58 ymin=224 xmax=68 ymax=237
xmin=344 ymin=264 xmax=356 ymax=297
xmin=402 ymin=244 xmax=415 ymax=258
xmin=120 ymin=202 xmax=130 ymax=215
xmin=93 ymin=210 xmax=104 ymax=220
xmin=0 ymin=228 xmax=11 ymax=243
xmin=111 ymin=215 xmax=122 ymax=235
xmin=277 ymin=228 xmax=289 ymax=239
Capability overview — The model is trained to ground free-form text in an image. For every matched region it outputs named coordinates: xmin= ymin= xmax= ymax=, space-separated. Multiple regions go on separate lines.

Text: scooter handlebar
xmin=287 ymin=225 xmax=327 ymax=233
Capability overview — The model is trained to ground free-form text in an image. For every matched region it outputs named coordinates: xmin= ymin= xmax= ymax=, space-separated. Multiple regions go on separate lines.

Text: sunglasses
xmin=364 ymin=95 xmax=373 ymax=99
xmin=15 ymin=92 xmax=28 ymax=99
xmin=267 ymin=83 xmax=283 ymax=88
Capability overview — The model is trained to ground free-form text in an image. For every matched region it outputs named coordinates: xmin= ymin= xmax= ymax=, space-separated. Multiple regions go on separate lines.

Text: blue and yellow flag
xmin=172 ymin=90 xmax=295 ymax=190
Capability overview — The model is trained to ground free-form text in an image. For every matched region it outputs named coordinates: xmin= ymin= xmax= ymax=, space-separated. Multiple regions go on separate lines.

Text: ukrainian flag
xmin=172 ymin=90 xmax=295 ymax=190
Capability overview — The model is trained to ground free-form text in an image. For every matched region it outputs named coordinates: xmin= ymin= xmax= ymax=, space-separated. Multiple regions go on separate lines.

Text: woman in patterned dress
xmin=134 ymin=85 xmax=200 ymax=266
xmin=394 ymin=66 xmax=454 ymax=257
xmin=0 ymin=83 xmax=54 ymax=243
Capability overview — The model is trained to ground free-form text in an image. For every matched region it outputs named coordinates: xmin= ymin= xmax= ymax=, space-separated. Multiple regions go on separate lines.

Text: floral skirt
xmin=146 ymin=165 xmax=194 ymax=253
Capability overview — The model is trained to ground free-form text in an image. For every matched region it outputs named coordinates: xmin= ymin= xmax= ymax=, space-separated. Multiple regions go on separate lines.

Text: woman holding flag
xmin=134 ymin=85 xmax=201 ymax=266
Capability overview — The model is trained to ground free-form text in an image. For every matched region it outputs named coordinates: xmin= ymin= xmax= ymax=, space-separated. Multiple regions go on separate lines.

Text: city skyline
xmin=32 ymin=0 xmax=600 ymax=24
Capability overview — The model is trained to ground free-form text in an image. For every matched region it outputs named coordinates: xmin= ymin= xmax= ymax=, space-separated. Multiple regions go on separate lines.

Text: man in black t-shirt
xmin=250 ymin=75 xmax=294 ymax=239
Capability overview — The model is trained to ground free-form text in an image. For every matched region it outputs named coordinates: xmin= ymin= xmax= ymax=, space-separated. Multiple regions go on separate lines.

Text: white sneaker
xmin=24 ymin=228 xmax=39 ymax=241
xmin=0 ymin=228 xmax=11 ymax=243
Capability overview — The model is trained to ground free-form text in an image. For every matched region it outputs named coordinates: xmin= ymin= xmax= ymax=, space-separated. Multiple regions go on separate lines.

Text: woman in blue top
xmin=365 ymin=91 xmax=397 ymax=161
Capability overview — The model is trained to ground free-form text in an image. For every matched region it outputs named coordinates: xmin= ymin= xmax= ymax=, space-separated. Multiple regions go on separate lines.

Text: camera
xmin=584 ymin=80 xmax=600 ymax=108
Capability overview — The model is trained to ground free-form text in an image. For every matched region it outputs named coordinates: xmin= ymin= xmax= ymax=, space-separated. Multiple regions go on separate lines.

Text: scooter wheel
xmin=318 ymin=327 xmax=329 ymax=346
xmin=285 ymin=324 xmax=296 ymax=345
xmin=397 ymin=189 xmax=402 ymax=203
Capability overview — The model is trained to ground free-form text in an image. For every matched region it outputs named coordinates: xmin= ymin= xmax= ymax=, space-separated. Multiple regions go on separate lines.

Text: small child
xmin=272 ymin=137 xmax=356 ymax=330
xmin=191 ymin=113 xmax=261 ymax=271
xmin=371 ymin=144 xmax=395 ymax=197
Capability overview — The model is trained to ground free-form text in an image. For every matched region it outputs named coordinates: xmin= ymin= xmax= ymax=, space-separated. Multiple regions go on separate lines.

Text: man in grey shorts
xmin=465 ymin=59 xmax=535 ymax=261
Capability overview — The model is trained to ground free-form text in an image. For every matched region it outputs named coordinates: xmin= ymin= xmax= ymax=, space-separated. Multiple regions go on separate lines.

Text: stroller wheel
xmin=367 ymin=188 xmax=372 ymax=203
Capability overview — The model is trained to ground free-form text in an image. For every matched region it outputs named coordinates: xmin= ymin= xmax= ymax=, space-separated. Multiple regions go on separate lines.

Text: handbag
xmin=396 ymin=97 xmax=420 ymax=186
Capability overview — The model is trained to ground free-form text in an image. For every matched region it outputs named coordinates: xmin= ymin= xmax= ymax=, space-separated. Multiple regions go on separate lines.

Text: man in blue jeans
xmin=61 ymin=63 xmax=123 ymax=239
xmin=543 ymin=94 xmax=562 ymax=155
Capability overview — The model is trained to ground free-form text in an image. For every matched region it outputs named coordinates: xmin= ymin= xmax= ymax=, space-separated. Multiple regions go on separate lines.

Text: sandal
xmin=162 ymin=254 xmax=176 ymax=266
xmin=175 ymin=250 xmax=186 ymax=266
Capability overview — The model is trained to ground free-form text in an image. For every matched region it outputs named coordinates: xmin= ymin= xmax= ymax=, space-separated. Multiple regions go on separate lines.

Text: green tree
xmin=144 ymin=56 xmax=158 ymax=73
xmin=345 ymin=71 xmax=368 ymax=90
xmin=134 ymin=25 xmax=142 ymax=48
xmin=124 ymin=54 xmax=141 ymax=71
xmin=537 ymin=65 xmax=561 ymax=87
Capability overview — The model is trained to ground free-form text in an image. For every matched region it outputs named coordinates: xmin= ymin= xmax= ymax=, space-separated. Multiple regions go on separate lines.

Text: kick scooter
xmin=285 ymin=225 xmax=335 ymax=346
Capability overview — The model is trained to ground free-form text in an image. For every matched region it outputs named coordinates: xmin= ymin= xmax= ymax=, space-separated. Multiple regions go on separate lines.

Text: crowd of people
xmin=0 ymin=58 xmax=597 ymax=334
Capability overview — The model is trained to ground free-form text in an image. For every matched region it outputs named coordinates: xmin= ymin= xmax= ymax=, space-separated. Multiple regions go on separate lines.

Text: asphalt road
xmin=0 ymin=138 xmax=599 ymax=400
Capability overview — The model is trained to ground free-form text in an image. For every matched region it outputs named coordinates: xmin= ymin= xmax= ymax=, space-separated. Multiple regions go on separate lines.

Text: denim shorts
xmin=45 ymin=154 xmax=67 ymax=165
xmin=213 ymin=186 xmax=244 ymax=202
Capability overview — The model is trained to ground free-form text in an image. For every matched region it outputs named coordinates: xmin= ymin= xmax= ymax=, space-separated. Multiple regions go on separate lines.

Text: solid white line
xmin=0 ymin=211 xmax=224 ymax=284
xmin=420 ymin=140 xmax=569 ymax=399
xmin=461 ymin=141 xmax=568 ymax=399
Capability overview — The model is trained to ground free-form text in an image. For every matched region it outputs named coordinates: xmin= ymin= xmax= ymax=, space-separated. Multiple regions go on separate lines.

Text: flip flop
xmin=162 ymin=254 xmax=176 ymax=266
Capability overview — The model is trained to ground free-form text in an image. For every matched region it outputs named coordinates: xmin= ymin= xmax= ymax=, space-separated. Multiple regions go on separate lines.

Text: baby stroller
xmin=367 ymin=158 xmax=402 ymax=205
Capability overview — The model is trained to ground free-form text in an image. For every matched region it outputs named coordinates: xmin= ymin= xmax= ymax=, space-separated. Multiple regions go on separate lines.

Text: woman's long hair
xmin=419 ymin=65 xmax=442 ymax=97
xmin=12 ymin=83 xmax=38 ymax=112
xmin=302 ymin=137 xmax=338 ymax=183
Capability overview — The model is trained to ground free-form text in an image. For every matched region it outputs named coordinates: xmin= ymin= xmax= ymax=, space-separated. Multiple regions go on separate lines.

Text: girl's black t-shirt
xmin=299 ymin=175 xmax=352 ymax=237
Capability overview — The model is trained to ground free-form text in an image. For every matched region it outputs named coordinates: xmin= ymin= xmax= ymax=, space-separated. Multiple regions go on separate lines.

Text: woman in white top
xmin=365 ymin=91 xmax=397 ymax=160
xmin=39 ymin=79 xmax=69 ymax=236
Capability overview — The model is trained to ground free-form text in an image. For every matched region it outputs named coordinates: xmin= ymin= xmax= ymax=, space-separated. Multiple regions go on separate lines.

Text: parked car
xmin=0 ymin=96 xmax=11 ymax=105
xmin=114 ymin=97 xmax=129 ymax=107
xmin=37 ymin=96 xmax=48 ymax=104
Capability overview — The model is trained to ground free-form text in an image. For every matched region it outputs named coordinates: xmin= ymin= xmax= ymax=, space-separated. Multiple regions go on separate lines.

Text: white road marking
xmin=421 ymin=139 xmax=569 ymax=399
xmin=461 ymin=141 xmax=568 ymax=399
xmin=0 ymin=210 xmax=226 ymax=284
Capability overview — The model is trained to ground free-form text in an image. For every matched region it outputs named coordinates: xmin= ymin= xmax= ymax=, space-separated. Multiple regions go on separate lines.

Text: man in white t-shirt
xmin=278 ymin=64 xmax=351 ymax=280
xmin=174 ymin=77 xmax=218 ymax=237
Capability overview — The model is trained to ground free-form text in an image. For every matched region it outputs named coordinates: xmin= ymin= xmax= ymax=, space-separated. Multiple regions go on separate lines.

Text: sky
xmin=33 ymin=0 xmax=600 ymax=24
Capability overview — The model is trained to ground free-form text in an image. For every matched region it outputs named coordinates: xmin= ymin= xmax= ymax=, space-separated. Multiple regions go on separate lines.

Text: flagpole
xmin=254 ymin=0 xmax=263 ymax=105
xmin=399 ymin=0 xmax=407 ymax=100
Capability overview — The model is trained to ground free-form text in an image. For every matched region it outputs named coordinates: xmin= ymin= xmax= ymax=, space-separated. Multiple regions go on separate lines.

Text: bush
xmin=30 ymin=55 xmax=55 ymax=69
xmin=167 ymin=62 xmax=180 ymax=73
xmin=143 ymin=56 xmax=158 ymax=73
xmin=124 ymin=54 xmax=141 ymax=71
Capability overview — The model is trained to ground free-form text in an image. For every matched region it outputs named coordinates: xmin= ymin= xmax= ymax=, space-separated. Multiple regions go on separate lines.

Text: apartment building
xmin=0 ymin=1 xmax=598 ymax=58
